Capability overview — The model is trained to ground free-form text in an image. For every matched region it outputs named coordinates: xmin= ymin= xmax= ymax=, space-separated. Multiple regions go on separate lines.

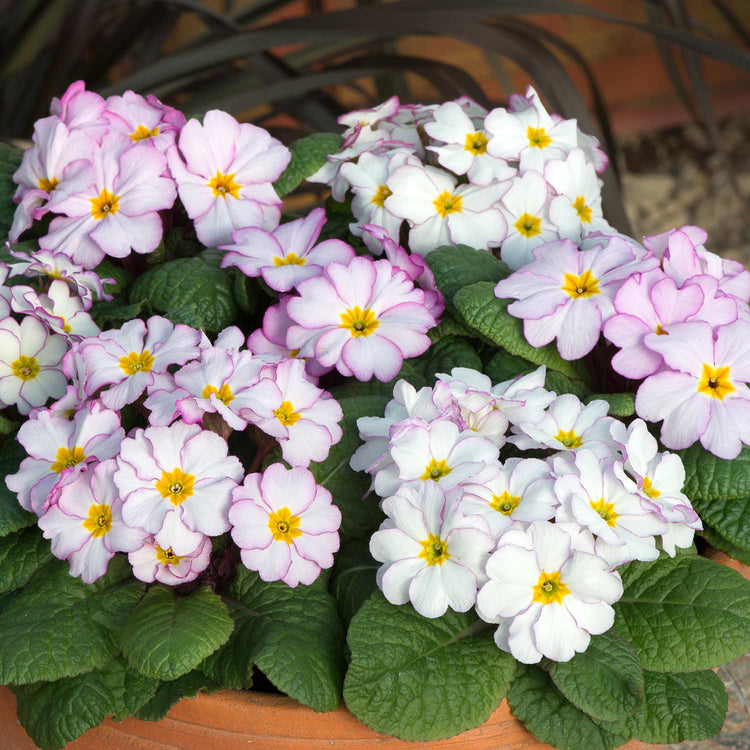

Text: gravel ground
xmin=617 ymin=114 xmax=750 ymax=750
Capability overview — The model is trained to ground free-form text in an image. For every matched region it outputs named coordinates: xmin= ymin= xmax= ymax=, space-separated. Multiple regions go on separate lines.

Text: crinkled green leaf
xmin=215 ymin=568 xmax=345 ymax=711
xmin=585 ymin=392 xmax=634 ymax=417
xmin=614 ymin=554 xmax=750 ymax=672
xmin=273 ymin=133 xmax=343 ymax=197
xmin=700 ymin=524 xmax=750 ymax=563
xmin=689 ymin=491 xmax=750 ymax=553
xmin=0 ymin=436 xmax=36 ymax=537
xmin=0 ymin=556 xmax=144 ymax=684
xmin=454 ymin=281 xmax=589 ymax=381
xmin=133 ymin=670 xmax=219 ymax=722
xmin=0 ymin=143 xmax=23 ymax=241
xmin=329 ymin=537 xmax=379 ymax=626
xmin=425 ymin=244 xmax=509 ymax=312
xmin=680 ymin=443 xmax=750 ymax=502
xmin=595 ymin=669 xmax=727 ymax=744
xmin=93 ymin=259 xmax=133 ymax=296
xmin=548 ymin=631 xmax=644 ymax=721
xmin=129 ymin=251 xmax=236 ymax=333
xmin=343 ymin=591 xmax=515 ymax=740
xmin=415 ymin=334 xmax=481 ymax=377
xmin=0 ymin=413 xmax=18 ymax=435
xmin=90 ymin=299 xmax=149 ymax=329
xmin=232 ymin=271 xmax=260 ymax=315
xmin=507 ymin=664 xmax=629 ymax=750
xmin=110 ymin=660 xmax=161 ymax=721
xmin=427 ymin=314 xmax=472 ymax=342
xmin=0 ymin=525 xmax=52 ymax=594
xmin=121 ymin=585 xmax=233 ymax=681
xmin=483 ymin=349 xmax=535 ymax=383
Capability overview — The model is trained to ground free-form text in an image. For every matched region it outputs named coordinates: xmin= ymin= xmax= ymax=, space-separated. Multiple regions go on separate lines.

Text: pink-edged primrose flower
xmin=129 ymin=535 xmax=212 ymax=585
xmin=104 ymin=90 xmax=186 ymax=153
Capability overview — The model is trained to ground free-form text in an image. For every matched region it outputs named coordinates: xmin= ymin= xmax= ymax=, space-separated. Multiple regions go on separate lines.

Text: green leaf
xmin=93 ymin=259 xmax=133 ymax=296
xmin=343 ymin=591 xmax=515 ymax=740
xmin=0 ymin=413 xmax=18 ymax=435
xmin=0 ymin=436 xmax=36 ymax=537
xmin=595 ymin=669 xmax=727 ymax=744
xmin=507 ymin=664 xmax=630 ymax=750
xmin=273 ymin=133 xmax=343 ymax=197
xmin=216 ymin=568 xmax=345 ymax=711
xmin=309 ymin=389 xmax=388 ymax=539
xmin=544 ymin=369 xmax=591 ymax=399
xmin=427 ymin=314 xmax=472 ymax=343
xmin=133 ymin=671 xmax=219 ymax=722
xmin=0 ymin=556 xmax=145 ymax=684
xmin=121 ymin=585 xmax=234 ymax=681
xmin=329 ymin=537 xmax=379 ymax=625
xmin=129 ymin=252 xmax=237 ymax=333
xmin=548 ymin=631 xmax=644 ymax=721
xmin=700 ymin=524 xmax=750 ymax=564
xmin=232 ymin=271 xmax=260 ymax=315
xmin=483 ymin=349 xmax=536 ymax=383
xmin=415 ymin=334 xmax=482 ymax=377
xmin=585 ymin=392 xmax=635 ymax=417
xmin=110 ymin=661 xmax=161 ymax=721
xmin=679 ymin=443 xmax=750 ymax=502
xmin=614 ymin=554 xmax=750 ymax=672
xmin=691 ymin=494 xmax=750 ymax=553
xmin=453 ymin=282 xmax=589 ymax=382
xmin=0 ymin=143 xmax=23 ymax=241
xmin=90 ymin=299 xmax=148 ymax=329
xmin=424 ymin=244 xmax=509 ymax=312
xmin=0 ymin=526 xmax=52 ymax=594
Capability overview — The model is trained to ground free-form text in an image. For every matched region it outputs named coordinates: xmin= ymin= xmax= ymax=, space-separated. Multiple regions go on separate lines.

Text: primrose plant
xmin=0 ymin=81 xmax=748 ymax=750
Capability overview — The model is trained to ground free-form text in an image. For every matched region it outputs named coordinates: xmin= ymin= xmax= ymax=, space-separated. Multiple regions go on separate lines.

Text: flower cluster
xmin=354 ymin=367 xmax=700 ymax=663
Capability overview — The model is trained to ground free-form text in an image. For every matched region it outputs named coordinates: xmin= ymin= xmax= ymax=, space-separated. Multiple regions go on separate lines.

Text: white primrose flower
xmin=424 ymin=101 xmax=516 ymax=186
xmin=385 ymin=163 xmax=508 ymax=256
xmin=491 ymin=366 xmax=556 ymax=429
xmin=476 ymin=520 xmax=623 ymax=663
xmin=129 ymin=536 xmax=212 ymax=586
xmin=370 ymin=482 xmax=494 ymax=618
xmin=554 ymin=450 xmax=669 ymax=567
xmin=0 ymin=315 xmax=67 ymax=414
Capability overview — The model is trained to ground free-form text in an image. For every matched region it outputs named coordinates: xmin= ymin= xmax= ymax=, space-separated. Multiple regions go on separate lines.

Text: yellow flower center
xmin=274 ymin=400 xmax=301 ymax=426
xmin=464 ymin=131 xmax=488 ymax=155
xmin=561 ymin=269 xmax=601 ymax=299
xmin=82 ymin=503 xmax=113 ymax=538
xmin=641 ymin=476 xmax=660 ymax=499
xmin=572 ymin=195 xmax=592 ymax=223
xmin=370 ymin=184 xmax=392 ymax=208
xmin=90 ymin=188 xmax=120 ymax=220
xmin=38 ymin=176 xmax=59 ymax=193
xmin=433 ymin=190 xmax=463 ymax=218
xmin=590 ymin=498 xmax=619 ymax=527
xmin=655 ymin=323 xmax=668 ymax=335
xmin=490 ymin=490 xmax=521 ymax=515
xmin=11 ymin=355 xmax=40 ymax=381
xmin=119 ymin=350 xmax=155 ymax=375
xmin=130 ymin=124 xmax=160 ymax=142
xmin=527 ymin=126 xmax=552 ymax=149
xmin=202 ymin=383 xmax=235 ymax=405
xmin=155 ymin=467 xmax=195 ymax=506
xmin=697 ymin=363 xmax=735 ymax=400
xmin=268 ymin=506 xmax=302 ymax=543
xmin=155 ymin=545 xmax=184 ymax=565
xmin=532 ymin=570 xmax=570 ymax=604
xmin=554 ymin=429 xmax=582 ymax=449
xmin=419 ymin=533 xmax=451 ymax=566
xmin=273 ymin=252 xmax=306 ymax=267
xmin=514 ymin=212 xmax=542 ymax=238
xmin=50 ymin=446 xmax=86 ymax=474
xmin=340 ymin=306 xmax=379 ymax=337
xmin=207 ymin=171 xmax=241 ymax=199
xmin=420 ymin=458 xmax=452 ymax=482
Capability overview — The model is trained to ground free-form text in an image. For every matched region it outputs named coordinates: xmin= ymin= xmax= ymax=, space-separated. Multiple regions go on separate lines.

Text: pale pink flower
xmin=38 ymin=459 xmax=147 ymax=583
xmin=129 ymin=536 xmax=212 ymax=585
xmin=49 ymin=81 xmax=109 ymax=141
xmin=115 ymin=421 xmax=244 ymax=555
xmin=167 ymin=110 xmax=289 ymax=247
xmin=104 ymin=90 xmax=185 ymax=153
xmin=229 ymin=463 xmax=341 ymax=587
xmin=286 ymin=256 xmax=436 ymax=382
xmin=220 ymin=207 xmax=355 ymax=292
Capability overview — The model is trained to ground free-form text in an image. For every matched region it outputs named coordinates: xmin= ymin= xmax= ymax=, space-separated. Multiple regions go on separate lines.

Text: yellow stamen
xmin=419 ymin=533 xmax=451 ymax=566
xmin=90 ymin=188 xmax=120 ymax=220
xmin=155 ymin=545 xmax=184 ymax=566
xmin=561 ymin=269 xmax=600 ymax=299
xmin=50 ymin=446 xmax=86 ymax=474
xmin=207 ymin=171 xmax=241 ymax=199
xmin=464 ymin=131 xmax=488 ymax=155
xmin=433 ymin=191 xmax=463 ymax=218
xmin=554 ymin=429 xmax=582 ymax=449
xmin=514 ymin=212 xmax=542 ymax=238
xmin=490 ymin=490 xmax=521 ymax=515
xmin=38 ymin=176 xmax=59 ymax=193
xmin=82 ymin=503 xmax=113 ymax=538
xmin=155 ymin=467 xmax=195 ymax=506
xmin=655 ymin=323 xmax=668 ymax=335
xmin=273 ymin=252 xmax=306 ymax=267
xmin=697 ymin=363 xmax=735 ymax=400
xmin=268 ymin=506 xmax=302 ymax=543
xmin=420 ymin=458 xmax=452 ymax=482
xmin=202 ymin=383 xmax=235 ymax=405
xmin=340 ymin=306 xmax=379 ymax=337
xmin=532 ymin=570 xmax=569 ymax=604
xmin=11 ymin=355 xmax=40 ymax=381
xmin=130 ymin=124 xmax=160 ymax=142
xmin=274 ymin=400 xmax=301 ymax=426
xmin=642 ymin=477 xmax=660 ymax=499
xmin=572 ymin=196 xmax=592 ymax=223
xmin=527 ymin=126 xmax=552 ymax=149
xmin=370 ymin=184 xmax=392 ymax=208
xmin=119 ymin=350 xmax=154 ymax=375
xmin=590 ymin=498 xmax=619 ymax=527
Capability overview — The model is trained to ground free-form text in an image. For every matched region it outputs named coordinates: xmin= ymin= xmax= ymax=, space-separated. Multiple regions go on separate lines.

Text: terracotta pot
xmin=702 ymin=547 xmax=750 ymax=580
xmin=0 ymin=684 xmax=660 ymax=750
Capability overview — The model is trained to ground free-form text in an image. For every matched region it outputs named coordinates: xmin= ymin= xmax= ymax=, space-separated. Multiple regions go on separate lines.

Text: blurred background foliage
xmin=2 ymin=0 xmax=750 ymax=230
